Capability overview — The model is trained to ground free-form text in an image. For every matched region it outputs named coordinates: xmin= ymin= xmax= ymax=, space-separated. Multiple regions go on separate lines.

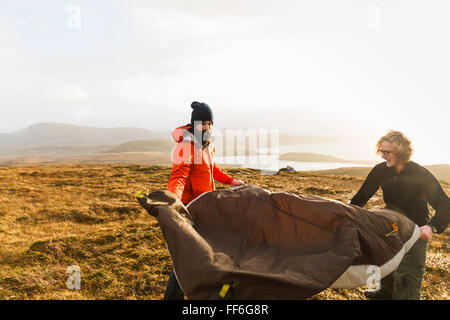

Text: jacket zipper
xmin=205 ymin=147 xmax=215 ymax=190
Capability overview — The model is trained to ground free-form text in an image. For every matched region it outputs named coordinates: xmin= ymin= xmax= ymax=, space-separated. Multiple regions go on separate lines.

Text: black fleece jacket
xmin=351 ymin=161 xmax=449 ymax=233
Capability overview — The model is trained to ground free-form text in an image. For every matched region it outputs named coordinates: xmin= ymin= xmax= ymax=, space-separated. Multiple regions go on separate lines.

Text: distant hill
xmin=0 ymin=145 xmax=114 ymax=158
xmin=279 ymin=152 xmax=377 ymax=165
xmin=278 ymin=133 xmax=359 ymax=146
xmin=0 ymin=123 xmax=169 ymax=148
xmin=213 ymin=131 xmax=357 ymax=147
xmin=102 ymin=139 xmax=175 ymax=154
xmin=314 ymin=164 xmax=450 ymax=184
xmin=101 ymin=140 xmax=353 ymax=157
xmin=0 ymin=123 xmax=363 ymax=153
xmin=0 ymin=151 xmax=172 ymax=166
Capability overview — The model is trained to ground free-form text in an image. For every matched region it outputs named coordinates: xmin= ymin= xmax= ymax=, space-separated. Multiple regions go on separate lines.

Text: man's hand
xmin=419 ymin=225 xmax=433 ymax=241
xmin=231 ymin=179 xmax=245 ymax=187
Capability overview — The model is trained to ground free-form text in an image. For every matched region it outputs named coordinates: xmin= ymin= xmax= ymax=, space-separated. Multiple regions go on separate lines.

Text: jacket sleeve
xmin=167 ymin=142 xmax=193 ymax=199
xmin=212 ymin=163 xmax=234 ymax=185
xmin=167 ymin=163 xmax=191 ymax=199
xmin=423 ymin=170 xmax=450 ymax=233
xmin=350 ymin=165 xmax=381 ymax=207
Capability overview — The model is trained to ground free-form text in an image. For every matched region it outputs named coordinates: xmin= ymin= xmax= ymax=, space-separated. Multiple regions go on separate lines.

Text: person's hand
xmin=419 ymin=225 xmax=433 ymax=241
xmin=231 ymin=179 xmax=245 ymax=187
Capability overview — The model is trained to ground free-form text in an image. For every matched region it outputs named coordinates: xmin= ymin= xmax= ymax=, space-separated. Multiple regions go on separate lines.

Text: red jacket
xmin=167 ymin=125 xmax=234 ymax=204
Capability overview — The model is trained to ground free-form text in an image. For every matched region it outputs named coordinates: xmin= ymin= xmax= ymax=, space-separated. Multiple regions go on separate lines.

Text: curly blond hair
xmin=376 ymin=130 xmax=413 ymax=163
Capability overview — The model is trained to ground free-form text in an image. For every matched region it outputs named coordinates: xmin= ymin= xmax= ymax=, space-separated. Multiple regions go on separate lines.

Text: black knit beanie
xmin=190 ymin=101 xmax=213 ymax=125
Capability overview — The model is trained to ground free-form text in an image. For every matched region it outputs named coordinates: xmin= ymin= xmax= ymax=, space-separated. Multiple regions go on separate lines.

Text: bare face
xmin=380 ymin=141 xmax=400 ymax=168
xmin=193 ymin=121 xmax=213 ymax=143
xmin=201 ymin=121 xmax=213 ymax=131
xmin=194 ymin=121 xmax=213 ymax=132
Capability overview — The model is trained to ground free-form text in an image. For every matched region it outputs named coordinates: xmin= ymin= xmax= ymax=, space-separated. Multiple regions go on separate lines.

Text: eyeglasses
xmin=380 ymin=150 xmax=393 ymax=156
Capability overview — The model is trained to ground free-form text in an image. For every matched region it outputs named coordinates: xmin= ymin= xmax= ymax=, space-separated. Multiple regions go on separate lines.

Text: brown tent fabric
xmin=137 ymin=185 xmax=420 ymax=299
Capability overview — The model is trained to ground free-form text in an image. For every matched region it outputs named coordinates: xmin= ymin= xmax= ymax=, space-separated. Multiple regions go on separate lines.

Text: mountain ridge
xmin=0 ymin=122 xmax=169 ymax=148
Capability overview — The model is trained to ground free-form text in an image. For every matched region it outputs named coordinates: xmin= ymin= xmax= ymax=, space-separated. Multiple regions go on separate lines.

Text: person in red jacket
xmin=164 ymin=101 xmax=245 ymax=299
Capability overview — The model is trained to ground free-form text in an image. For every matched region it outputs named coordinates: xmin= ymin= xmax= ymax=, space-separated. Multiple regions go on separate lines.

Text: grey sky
xmin=0 ymin=1 xmax=449 ymax=162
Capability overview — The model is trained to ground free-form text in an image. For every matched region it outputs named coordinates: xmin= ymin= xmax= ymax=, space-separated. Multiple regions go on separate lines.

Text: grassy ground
xmin=0 ymin=164 xmax=448 ymax=300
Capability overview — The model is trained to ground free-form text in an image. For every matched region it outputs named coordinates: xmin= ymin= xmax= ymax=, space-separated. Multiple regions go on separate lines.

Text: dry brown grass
xmin=0 ymin=164 xmax=448 ymax=300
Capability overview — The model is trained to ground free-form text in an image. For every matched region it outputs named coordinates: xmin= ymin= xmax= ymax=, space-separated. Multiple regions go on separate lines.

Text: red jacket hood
xmin=171 ymin=124 xmax=192 ymax=143
xmin=171 ymin=124 xmax=212 ymax=149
